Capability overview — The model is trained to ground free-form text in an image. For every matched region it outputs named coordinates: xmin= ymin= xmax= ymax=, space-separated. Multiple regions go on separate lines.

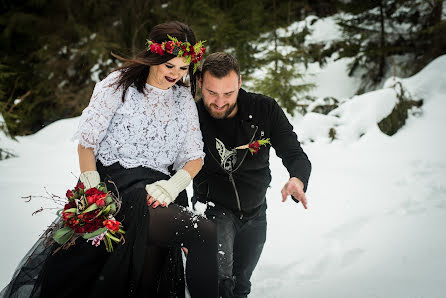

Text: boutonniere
xmin=235 ymin=138 xmax=271 ymax=154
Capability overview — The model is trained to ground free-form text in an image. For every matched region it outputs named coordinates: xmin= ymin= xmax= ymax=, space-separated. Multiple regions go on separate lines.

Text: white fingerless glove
xmin=145 ymin=169 xmax=191 ymax=206
xmin=79 ymin=171 xmax=100 ymax=190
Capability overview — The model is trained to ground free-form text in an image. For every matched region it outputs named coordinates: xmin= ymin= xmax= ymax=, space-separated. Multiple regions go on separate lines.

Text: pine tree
xmin=319 ymin=0 xmax=446 ymax=94
xmin=333 ymin=0 xmax=397 ymax=93
xmin=0 ymin=0 xmax=122 ymax=136
xmin=396 ymin=0 xmax=446 ymax=73
xmin=253 ymin=14 xmax=314 ymax=115
xmin=0 ymin=0 xmax=391 ymax=138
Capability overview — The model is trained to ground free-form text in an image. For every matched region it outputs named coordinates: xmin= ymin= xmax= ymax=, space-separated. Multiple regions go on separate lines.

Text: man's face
xmin=200 ymin=70 xmax=241 ymax=119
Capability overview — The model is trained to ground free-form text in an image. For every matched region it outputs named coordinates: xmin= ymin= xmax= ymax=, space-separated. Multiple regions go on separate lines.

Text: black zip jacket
xmin=193 ymin=88 xmax=311 ymax=217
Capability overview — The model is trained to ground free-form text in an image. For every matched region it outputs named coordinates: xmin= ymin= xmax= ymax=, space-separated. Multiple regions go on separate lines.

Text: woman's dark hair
xmin=112 ymin=21 xmax=199 ymax=101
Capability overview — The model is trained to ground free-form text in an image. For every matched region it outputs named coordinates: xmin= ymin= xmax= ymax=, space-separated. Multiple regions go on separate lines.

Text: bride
xmin=1 ymin=21 xmax=217 ymax=298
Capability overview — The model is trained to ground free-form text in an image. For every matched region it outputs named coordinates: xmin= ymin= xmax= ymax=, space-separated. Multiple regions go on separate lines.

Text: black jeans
xmin=202 ymin=202 xmax=267 ymax=298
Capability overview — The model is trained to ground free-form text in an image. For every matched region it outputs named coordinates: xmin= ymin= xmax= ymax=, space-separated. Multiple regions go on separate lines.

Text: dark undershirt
xmin=212 ymin=115 xmax=239 ymax=149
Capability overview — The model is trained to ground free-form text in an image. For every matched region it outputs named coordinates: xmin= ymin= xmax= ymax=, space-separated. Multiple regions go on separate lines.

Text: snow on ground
xmin=0 ymin=118 xmax=80 ymax=289
xmin=1 ymin=29 xmax=445 ymax=298
xmin=250 ymin=55 xmax=446 ymax=297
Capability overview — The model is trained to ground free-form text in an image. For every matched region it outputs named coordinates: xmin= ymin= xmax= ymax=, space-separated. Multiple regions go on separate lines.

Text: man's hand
xmin=281 ymin=177 xmax=308 ymax=209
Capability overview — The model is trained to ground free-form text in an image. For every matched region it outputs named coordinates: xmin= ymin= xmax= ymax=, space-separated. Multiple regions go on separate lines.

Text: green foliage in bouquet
xmin=53 ymin=181 xmax=125 ymax=253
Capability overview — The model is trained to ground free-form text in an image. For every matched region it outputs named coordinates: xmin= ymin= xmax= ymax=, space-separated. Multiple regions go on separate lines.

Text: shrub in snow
xmin=378 ymin=82 xmax=423 ymax=136
xmin=311 ymin=96 xmax=339 ymax=115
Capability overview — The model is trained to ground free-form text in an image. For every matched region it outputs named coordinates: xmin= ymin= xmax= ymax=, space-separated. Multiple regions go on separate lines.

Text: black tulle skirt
xmin=1 ymin=162 xmax=189 ymax=298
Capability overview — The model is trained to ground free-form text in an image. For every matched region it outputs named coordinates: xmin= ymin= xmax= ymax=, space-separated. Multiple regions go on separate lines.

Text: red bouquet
xmin=53 ymin=182 xmax=125 ymax=252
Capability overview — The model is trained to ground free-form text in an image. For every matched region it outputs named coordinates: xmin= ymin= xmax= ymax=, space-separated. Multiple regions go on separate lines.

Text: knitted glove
xmin=145 ymin=169 xmax=191 ymax=207
xmin=79 ymin=170 xmax=100 ymax=190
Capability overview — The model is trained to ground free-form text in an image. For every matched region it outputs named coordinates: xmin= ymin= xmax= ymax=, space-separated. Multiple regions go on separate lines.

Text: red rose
xmin=104 ymin=219 xmax=121 ymax=231
xmin=150 ymin=44 xmax=164 ymax=55
xmin=83 ymin=223 xmax=97 ymax=233
xmin=164 ymin=41 xmax=174 ymax=54
xmin=83 ymin=210 xmax=99 ymax=221
xmin=83 ymin=216 xmax=103 ymax=232
xmin=75 ymin=182 xmax=85 ymax=191
xmin=96 ymin=197 xmax=105 ymax=207
xmin=249 ymin=142 xmax=259 ymax=149
xmin=62 ymin=210 xmax=73 ymax=221
xmin=150 ymin=43 xmax=157 ymax=53
xmin=64 ymin=201 xmax=75 ymax=210
xmin=66 ymin=189 xmax=74 ymax=199
xmin=96 ymin=193 xmax=107 ymax=203
xmin=87 ymin=195 xmax=96 ymax=205
xmin=85 ymin=187 xmax=104 ymax=196
xmin=150 ymin=43 xmax=164 ymax=55
xmin=86 ymin=193 xmax=107 ymax=206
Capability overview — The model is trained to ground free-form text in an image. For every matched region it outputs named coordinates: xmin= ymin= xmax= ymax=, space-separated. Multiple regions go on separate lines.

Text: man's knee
xmin=218 ymin=277 xmax=235 ymax=298
xmin=217 ymin=247 xmax=234 ymax=279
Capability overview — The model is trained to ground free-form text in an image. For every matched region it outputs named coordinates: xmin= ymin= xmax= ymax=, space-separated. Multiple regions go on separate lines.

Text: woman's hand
xmin=145 ymin=169 xmax=191 ymax=208
xmin=146 ymin=194 xmax=167 ymax=208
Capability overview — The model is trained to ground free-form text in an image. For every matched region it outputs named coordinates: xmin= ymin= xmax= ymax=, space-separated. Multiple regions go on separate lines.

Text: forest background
xmin=0 ymin=0 xmax=445 ymax=149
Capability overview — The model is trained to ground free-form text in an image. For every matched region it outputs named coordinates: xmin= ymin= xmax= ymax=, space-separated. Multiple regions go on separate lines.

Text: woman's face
xmin=147 ymin=57 xmax=190 ymax=90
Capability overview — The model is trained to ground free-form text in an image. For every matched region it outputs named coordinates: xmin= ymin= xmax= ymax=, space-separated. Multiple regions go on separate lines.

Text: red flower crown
xmin=146 ymin=35 xmax=206 ymax=73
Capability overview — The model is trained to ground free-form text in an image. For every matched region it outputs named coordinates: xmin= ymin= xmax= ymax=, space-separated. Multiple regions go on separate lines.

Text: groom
xmin=193 ymin=52 xmax=311 ymax=297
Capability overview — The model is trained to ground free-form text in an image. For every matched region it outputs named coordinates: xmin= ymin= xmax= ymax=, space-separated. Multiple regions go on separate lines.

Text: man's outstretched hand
xmin=281 ymin=177 xmax=308 ymax=209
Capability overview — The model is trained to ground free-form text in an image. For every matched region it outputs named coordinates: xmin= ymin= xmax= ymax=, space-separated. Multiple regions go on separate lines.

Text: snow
xmin=306 ymin=57 xmax=361 ymax=100
xmin=250 ymin=55 xmax=446 ymax=298
xmin=1 ymin=22 xmax=446 ymax=298
xmin=304 ymin=16 xmax=341 ymax=45
xmin=248 ymin=15 xmax=360 ymax=103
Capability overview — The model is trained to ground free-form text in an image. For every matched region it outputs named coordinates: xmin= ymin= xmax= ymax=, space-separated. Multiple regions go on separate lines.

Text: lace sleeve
xmin=173 ymin=89 xmax=205 ymax=171
xmin=72 ymin=71 xmax=123 ymax=155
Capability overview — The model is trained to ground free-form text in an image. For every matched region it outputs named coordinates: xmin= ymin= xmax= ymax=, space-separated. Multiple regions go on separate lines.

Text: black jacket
xmin=193 ymin=88 xmax=311 ymax=217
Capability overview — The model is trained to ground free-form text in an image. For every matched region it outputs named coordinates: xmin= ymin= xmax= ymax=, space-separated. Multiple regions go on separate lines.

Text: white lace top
xmin=73 ymin=71 xmax=205 ymax=175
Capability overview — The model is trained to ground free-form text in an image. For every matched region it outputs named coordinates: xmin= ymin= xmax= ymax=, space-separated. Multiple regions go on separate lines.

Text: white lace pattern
xmin=73 ymin=71 xmax=205 ymax=175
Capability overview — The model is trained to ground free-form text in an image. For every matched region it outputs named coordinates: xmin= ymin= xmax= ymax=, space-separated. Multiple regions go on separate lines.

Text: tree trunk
xmin=273 ymin=0 xmax=278 ymax=72
xmin=430 ymin=0 xmax=444 ymax=59
xmin=378 ymin=0 xmax=385 ymax=80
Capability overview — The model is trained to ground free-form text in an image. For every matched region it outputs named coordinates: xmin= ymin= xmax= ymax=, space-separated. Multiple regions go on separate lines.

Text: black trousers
xmin=199 ymin=202 xmax=267 ymax=298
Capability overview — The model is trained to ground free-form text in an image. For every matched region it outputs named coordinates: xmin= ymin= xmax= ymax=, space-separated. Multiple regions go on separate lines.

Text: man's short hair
xmin=200 ymin=52 xmax=240 ymax=80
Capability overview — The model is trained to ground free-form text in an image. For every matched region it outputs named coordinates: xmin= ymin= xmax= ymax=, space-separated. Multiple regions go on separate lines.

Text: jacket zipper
xmin=228 ymin=173 xmax=243 ymax=219
xmin=231 ymin=125 xmax=258 ymax=219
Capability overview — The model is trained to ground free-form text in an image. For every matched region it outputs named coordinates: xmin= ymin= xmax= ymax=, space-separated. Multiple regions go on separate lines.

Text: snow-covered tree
xmin=324 ymin=0 xmax=446 ymax=93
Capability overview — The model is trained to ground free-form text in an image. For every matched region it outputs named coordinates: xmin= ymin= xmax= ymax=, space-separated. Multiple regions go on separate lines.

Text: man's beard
xmin=204 ymin=101 xmax=238 ymax=119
